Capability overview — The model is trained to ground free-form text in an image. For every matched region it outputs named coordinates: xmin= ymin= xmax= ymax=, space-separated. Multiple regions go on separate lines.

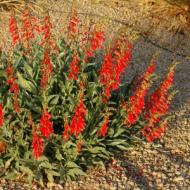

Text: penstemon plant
xmin=0 ymin=9 xmax=177 ymax=186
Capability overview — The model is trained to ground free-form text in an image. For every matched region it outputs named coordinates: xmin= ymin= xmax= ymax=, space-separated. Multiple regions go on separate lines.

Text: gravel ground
xmin=0 ymin=0 xmax=190 ymax=189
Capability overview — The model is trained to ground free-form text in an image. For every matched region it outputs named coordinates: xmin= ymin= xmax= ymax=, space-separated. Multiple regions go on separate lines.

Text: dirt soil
xmin=0 ymin=0 xmax=190 ymax=189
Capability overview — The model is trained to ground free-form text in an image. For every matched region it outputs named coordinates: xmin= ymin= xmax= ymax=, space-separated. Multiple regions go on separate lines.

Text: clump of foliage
xmin=0 ymin=8 xmax=176 ymax=187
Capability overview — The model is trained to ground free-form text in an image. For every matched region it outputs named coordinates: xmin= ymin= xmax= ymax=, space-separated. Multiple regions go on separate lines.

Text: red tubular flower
xmin=68 ymin=9 xmax=79 ymax=35
xmin=9 ymin=14 xmax=20 ymax=46
xmin=124 ymin=63 xmax=156 ymax=127
xmin=99 ymin=43 xmax=132 ymax=99
xmin=70 ymin=98 xmax=87 ymax=137
xmin=99 ymin=54 xmax=113 ymax=85
xmin=80 ymin=29 xmax=88 ymax=48
xmin=40 ymin=49 xmax=53 ymax=89
xmin=62 ymin=121 xmax=70 ymax=142
xmin=6 ymin=65 xmax=14 ymax=77
xmin=145 ymin=66 xmax=175 ymax=124
xmin=0 ymin=104 xmax=4 ymax=127
xmin=41 ymin=16 xmax=52 ymax=45
xmin=68 ymin=53 xmax=80 ymax=80
xmin=9 ymin=82 xmax=19 ymax=96
xmin=6 ymin=65 xmax=20 ymax=113
xmin=76 ymin=140 xmax=82 ymax=153
xmin=31 ymin=16 xmax=41 ymax=33
xmin=86 ymin=29 xmax=105 ymax=58
xmin=97 ymin=116 xmax=109 ymax=137
xmin=142 ymin=120 xmax=168 ymax=143
xmin=142 ymin=66 xmax=175 ymax=142
xmin=6 ymin=66 xmax=19 ymax=95
xmin=13 ymin=96 xmax=20 ymax=113
xmin=32 ymin=130 xmax=44 ymax=159
xmin=0 ymin=141 xmax=6 ymax=154
xmin=21 ymin=10 xmax=34 ymax=48
xmin=39 ymin=108 xmax=53 ymax=139
xmin=112 ymin=44 xmax=132 ymax=90
xmin=99 ymin=54 xmax=114 ymax=97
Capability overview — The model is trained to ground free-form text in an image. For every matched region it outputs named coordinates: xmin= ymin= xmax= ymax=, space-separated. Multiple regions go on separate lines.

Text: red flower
xmin=31 ymin=16 xmax=41 ymax=33
xmin=142 ymin=66 xmax=175 ymax=142
xmin=70 ymin=98 xmax=87 ymax=137
xmin=99 ymin=54 xmax=113 ymax=84
xmin=41 ymin=16 xmax=53 ymax=45
xmin=0 ymin=104 xmax=4 ymax=127
xmin=0 ymin=141 xmax=6 ymax=154
xmin=76 ymin=140 xmax=82 ymax=153
xmin=9 ymin=13 xmax=20 ymax=46
xmin=13 ymin=96 xmax=20 ymax=113
xmin=142 ymin=121 xmax=168 ymax=142
xmin=99 ymin=54 xmax=114 ymax=97
xmin=112 ymin=44 xmax=132 ymax=90
xmin=145 ymin=66 xmax=175 ymax=124
xmin=9 ymin=82 xmax=19 ymax=96
xmin=80 ymin=29 xmax=88 ymax=48
xmin=68 ymin=53 xmax=80 ymax=80
xmin=6 ymin=65 xmax=20 ymax=113
xmin=97 ymin=116 xmax=109 ymax=137
xmin=62 ymin=121 xmax=70 ymax=142
xmin=68 ymin=9 xmax=79 ymax=35
xmin=6 ymin=65 xmax=19 ymax=95
xmin=39 ymin=108 xmax=53 ymax=139
xmin=99 ymin=43 xmax=132 ymax=100
xmin=124 ymin=63 xmax=156 ymax=127
xmin=86 ymin=29 xmax=105 ymax=58
xmin=40 ymin=49 xmax=53 ymax=89
xmin=6 ymin=65 xmax=14 ymax=77
xmin=32 ymin=130 xmax=44 ymax=159
xmin=20 ymin=10 xmax=34 ymax=48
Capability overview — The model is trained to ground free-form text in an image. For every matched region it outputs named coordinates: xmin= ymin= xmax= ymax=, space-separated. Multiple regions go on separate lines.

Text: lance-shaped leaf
xmin=17 ymin=72 xmax=37 ymax=94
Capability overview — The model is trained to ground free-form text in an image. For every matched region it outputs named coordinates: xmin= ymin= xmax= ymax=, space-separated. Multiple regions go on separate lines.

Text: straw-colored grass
xmin=0 ymin=0 xmax=42 ymax=13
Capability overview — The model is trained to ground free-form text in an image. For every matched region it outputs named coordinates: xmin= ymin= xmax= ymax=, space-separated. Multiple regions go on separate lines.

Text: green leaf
xmin=17 ymin=72 xmax=37 ymax=94
xmin=88 ymin=146 xmax=106 ymax=154
xmin=106 ymin=139 xmax=126 ymax=146
xmin=48 ymin=95 xmax=59 ymax=105
xmin=40 ymin=161 xmax=55 ymax=169
xmin=55 ymin=150 xmax=63 ymax=161
xmin=67 ymin=168 xmax=86 ymax=178
xmin=0 ymin=69 xmax=5 ymax=78
xmin=25 ymin=101 xmax=41 ymax=114
xmin=86 ymin=62 xmax=96 ymax=67
xmin=45 ymin=169 xmax=54 ymax=184
xmin=66 ymin=161 xmax=80 ymax=169
xmin=37 ymin=156 xmax=49 ymax=162
xmin=48 ymin=170 xmax=60 ymax=177
xmin=24 ymin=64 xmax=33 ymax=78
xmin=19 ymin=165 xmax=34 ymax=176
xmin=116 ymin=144 xmax=129 ymax=151
xmin=113 ymin=128 xmax=126 ymax=138
xmin=97 ymin=153 xmax=110 ymax=159
xmin=3 ymin=171 xmax=19 ymax=180
xmin=92 ymin=160 xmax=105 ymax=169
xmin=19 ymin=165 xmax=34 ymax=184
xmin=58 ymin=52 xmax=65 ymax=60
xmin=5 ymin=157 xmax=14 ymax=169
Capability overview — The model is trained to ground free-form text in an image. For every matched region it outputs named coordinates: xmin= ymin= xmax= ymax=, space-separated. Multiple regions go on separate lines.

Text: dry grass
xmin=166 ymin=0 xmax=190 ymax=6
xmin=151 ymin=0 xmax=190 ymax=33
xmin=0 ymin=0 xmax=42 ymax=14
